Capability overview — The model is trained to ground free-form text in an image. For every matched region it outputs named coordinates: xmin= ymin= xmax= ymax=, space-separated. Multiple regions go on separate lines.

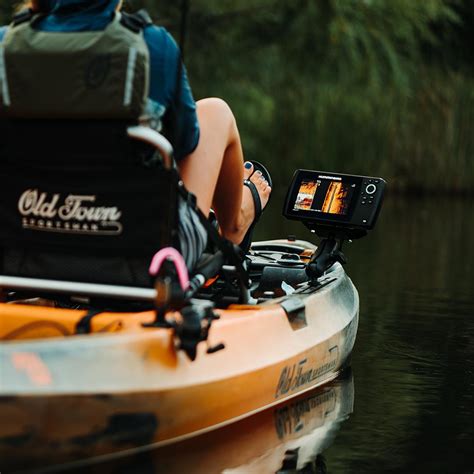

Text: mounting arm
xmin=306 ymin=236 xmax=347 ymax=281
xmin=304 ymin=224 xmax=367 ymax=281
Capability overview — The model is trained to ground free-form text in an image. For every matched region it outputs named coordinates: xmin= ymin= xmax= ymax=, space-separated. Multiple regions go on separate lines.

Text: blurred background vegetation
xmin=1 ymin=0 xmax=473 ymax=194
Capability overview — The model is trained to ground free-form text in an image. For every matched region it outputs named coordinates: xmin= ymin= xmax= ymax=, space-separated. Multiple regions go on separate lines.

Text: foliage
xmin=0 ymin=0 xmax=473 ymax=193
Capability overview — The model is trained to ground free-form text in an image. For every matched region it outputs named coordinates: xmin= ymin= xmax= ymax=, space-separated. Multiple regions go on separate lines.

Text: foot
xmin=230 ymin=162 xmax=272 ymax=244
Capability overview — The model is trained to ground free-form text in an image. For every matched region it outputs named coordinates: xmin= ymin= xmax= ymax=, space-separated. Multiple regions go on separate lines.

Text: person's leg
xmin=177 ymin=97 xmax=271 ymax=244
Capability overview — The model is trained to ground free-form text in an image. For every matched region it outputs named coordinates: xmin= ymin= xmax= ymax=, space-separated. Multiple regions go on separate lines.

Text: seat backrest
xmin=0 ymin=120 xmax=179 ymax=287
xmin=0 ymin=10 xmax=180 ymax=288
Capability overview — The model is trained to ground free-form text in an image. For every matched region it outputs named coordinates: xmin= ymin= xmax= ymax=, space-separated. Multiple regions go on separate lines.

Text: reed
xmin=183 ymin=0 xmax=474 ymax=194
xmin=1 ymin=0 xmax=473 ymax=194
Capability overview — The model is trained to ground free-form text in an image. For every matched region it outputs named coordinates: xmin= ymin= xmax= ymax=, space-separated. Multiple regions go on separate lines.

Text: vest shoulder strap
xmin=11 ymin=9 xmax=34 ymax=27
xmin=11 ymin=9 xmax=48 ymax=29
xmin=120 ymin=10 xmax=153 ymax=34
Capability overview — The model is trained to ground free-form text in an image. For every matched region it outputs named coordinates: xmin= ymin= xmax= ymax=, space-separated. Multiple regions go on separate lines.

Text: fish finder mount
xmin=283 ymin=169 xmax=385 ymax=281
xmin=304 ymin=225 xmax=366 ymax=282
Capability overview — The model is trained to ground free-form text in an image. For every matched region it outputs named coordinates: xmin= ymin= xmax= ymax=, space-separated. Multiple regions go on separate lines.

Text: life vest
xmin=0 ymin=10 xmax=151 ymax=120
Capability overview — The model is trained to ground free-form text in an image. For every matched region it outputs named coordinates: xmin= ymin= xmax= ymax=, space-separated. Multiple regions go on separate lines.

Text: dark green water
xmin=257 ymin=194 xmax=474 ymax=473
xmin=78 ymin=195 xmax=473 ymax=474
xmin=324 ymin=196 xmax=474 ymax=474
xmin=262 ymin=194 xmax=474 ymax=474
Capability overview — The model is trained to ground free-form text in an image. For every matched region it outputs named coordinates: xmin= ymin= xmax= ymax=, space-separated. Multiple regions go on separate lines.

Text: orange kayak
xmin=0 ymin=239 xmax=359 ymax=470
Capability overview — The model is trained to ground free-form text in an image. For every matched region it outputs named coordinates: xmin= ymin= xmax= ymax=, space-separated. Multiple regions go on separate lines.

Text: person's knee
xmin=197 ymin=97 xmax=232 ymax=115
xmin=197 ymin=97 xmax=236 ymax=132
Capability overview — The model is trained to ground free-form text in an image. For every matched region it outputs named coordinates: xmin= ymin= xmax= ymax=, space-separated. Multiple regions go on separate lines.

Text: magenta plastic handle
xmin=149 ymin=247 xmax=189 ymax=291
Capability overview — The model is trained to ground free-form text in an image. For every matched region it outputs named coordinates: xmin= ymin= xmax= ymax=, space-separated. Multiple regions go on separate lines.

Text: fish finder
xmin=283 ymin=169 xmax=385 ymax=279
xmin=284 ymin=170 xmax=385 ymax=238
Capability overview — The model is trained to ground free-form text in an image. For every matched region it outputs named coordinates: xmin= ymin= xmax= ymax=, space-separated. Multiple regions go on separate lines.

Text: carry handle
xmin=0 ymin=275 xmax=156 ymax=302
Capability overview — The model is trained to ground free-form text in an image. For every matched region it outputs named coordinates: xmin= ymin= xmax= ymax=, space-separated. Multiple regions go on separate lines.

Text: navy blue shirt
xmin=0 ymin=2 xmax=199 ymax=160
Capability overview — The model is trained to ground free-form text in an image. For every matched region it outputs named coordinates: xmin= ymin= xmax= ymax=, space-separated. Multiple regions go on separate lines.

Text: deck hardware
xmin=303 ymin=224 xmax=368 ymax=281
xmin=75 ymin=309 xmax=104 ymax=334
xmin=175 ymin=303 xmax=222 ymax=361
xmin=143 ymin=259 xmax=187 ymax=329
xmin=207 ymin=343 xmax=225 ymax=354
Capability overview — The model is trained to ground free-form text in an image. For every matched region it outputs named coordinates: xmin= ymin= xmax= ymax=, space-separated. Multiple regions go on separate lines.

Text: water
xmin=260 ymin=194 xmax=474 ymax=473
xmin=324 ymin=196 xmax=474 ymax=474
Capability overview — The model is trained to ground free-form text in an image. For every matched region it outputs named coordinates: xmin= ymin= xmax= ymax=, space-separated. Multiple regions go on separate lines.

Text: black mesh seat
xmin=0 ymin=119 xmax=179 ymax=288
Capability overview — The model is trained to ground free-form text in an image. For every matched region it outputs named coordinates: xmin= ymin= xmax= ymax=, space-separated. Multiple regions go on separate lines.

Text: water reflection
xmin=254 ymin=194 xmax=474 ymax=473
xmin=73 ymin=372 xmax=353 ymax=474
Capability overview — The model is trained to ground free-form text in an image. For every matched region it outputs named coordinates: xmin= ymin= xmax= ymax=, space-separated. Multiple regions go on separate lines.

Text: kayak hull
xmin=0 ymin=254 xmax=358 ymax=469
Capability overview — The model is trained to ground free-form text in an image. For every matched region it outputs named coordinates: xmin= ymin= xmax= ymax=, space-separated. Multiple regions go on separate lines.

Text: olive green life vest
xmin=0 ymin=12 xmax=149 ymax=120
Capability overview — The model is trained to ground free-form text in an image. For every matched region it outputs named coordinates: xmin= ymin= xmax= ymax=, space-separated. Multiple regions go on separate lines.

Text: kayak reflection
xmin=85 ymin=371 xmax=354 ymax=474
xmin=0 ymin=369 xmax=353 ymax=474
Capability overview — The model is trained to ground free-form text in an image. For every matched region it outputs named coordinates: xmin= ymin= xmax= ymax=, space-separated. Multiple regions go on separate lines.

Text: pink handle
xmin=149 ymin=247 xmax=189 ymax=291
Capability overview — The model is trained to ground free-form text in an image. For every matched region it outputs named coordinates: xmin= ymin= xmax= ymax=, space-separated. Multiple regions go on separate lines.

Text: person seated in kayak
xmin=2 ymin=0 xmax=271 ymax=269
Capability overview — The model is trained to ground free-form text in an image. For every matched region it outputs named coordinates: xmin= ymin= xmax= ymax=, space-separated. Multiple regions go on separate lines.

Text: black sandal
xmin=240 ymin=160 xmax=273 ymax=253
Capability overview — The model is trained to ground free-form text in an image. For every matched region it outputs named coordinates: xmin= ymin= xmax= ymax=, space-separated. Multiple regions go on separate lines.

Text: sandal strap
xmin=243 ymin=179 xmax=262 ymax=219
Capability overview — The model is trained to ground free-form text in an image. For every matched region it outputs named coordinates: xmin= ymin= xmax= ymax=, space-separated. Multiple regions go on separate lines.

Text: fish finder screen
xmin=293 ymin=177 xmax=355 ymax=216
xmin=285 ymin=169 xmax=385 ymax=231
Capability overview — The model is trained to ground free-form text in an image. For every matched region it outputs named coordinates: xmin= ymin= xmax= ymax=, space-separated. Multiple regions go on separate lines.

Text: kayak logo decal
xmin=275 ymin=347 xmax=339 ymax=398
xmin=17 ymin=189 xmax=123 ymax=236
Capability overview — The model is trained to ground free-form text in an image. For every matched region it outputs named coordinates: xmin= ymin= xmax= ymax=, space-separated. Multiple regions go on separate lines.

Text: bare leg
xmin=177 ymin=98 xmax=271 ymax=244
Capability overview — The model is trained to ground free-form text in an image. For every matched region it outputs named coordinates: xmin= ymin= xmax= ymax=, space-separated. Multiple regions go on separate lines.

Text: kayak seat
xmin=0 ymin=119 xmax=180 ymax=288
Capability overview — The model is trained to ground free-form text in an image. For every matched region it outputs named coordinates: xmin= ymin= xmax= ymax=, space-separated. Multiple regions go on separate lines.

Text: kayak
xmin=0 ymin=238 xmax=359 ymax=470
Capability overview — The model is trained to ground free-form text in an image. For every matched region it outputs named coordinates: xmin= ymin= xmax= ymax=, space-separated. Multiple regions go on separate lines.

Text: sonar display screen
xmin=293 ymin=176 xmax=355 ymax=216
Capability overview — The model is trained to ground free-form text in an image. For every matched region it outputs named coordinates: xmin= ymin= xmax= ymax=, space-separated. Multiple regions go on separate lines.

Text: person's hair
xmin=30 ymin=0 xmax=42 ymax=10
xmin=17 ymin=1 xmax=34 ymax=12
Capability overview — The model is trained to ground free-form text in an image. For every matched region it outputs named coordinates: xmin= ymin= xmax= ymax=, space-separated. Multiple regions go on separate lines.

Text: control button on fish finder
xmin=365 ymin=184 xmax=377 ymax=195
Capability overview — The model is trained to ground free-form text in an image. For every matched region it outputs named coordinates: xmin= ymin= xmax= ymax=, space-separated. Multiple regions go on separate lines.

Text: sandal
xmin=240 ymin=160 xmax=273 ymax=253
